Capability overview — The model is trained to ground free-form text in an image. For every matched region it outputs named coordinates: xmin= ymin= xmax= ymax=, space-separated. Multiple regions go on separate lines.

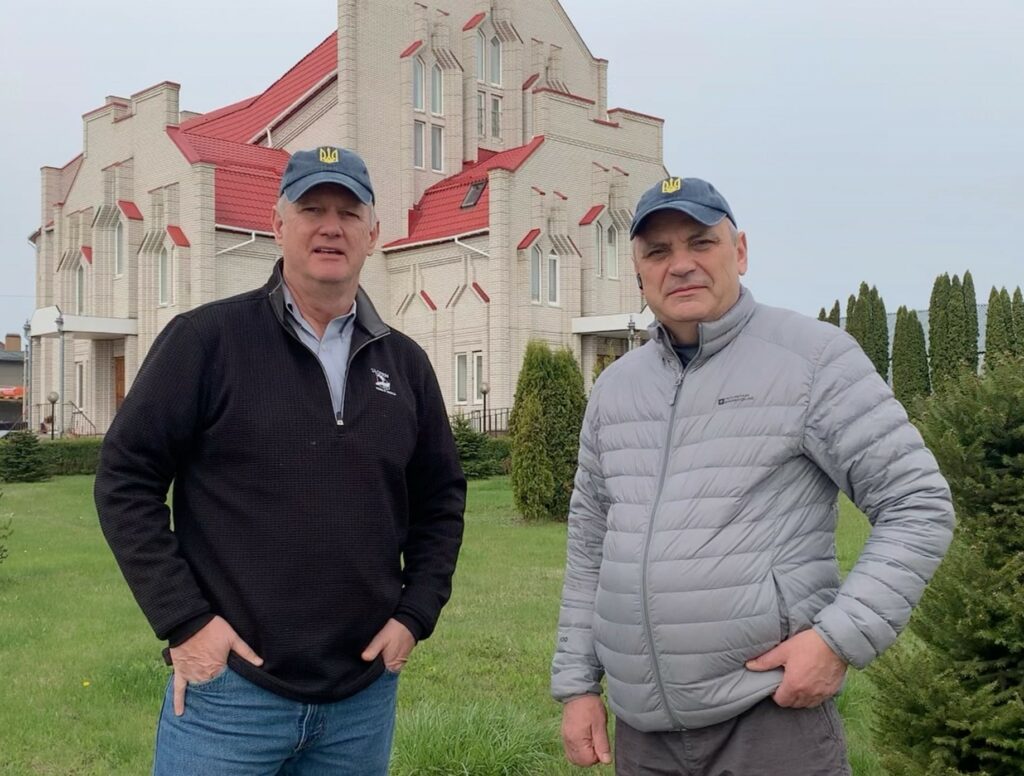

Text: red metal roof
xmin=384 ymin=136 xmax=546 ymax=249
xmin=463 ymin=12 xmax=486 ymax=31
xmin=179 ymin=32 xmax=337 ymax=143
xmin=517 ymin=228 xmax=540 ymax=250
xmin=214 ymin=168 xmax=281 ymax=232
xmin=579 ymin=204 xmax=605 ymax=225
xmin=117 ymin=200 xmax=144 ymax=221
xmin=167 ymin=127 xmax=289 ymax=172
xmin=166 ymin=226 xmax=191 ymax=247
xmin=80 ymin=246 xmax=93 ymax=264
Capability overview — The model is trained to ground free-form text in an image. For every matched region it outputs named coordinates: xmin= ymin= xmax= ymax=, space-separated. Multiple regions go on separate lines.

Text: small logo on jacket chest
xmin=371 ymin=368 xmax=396 ymax=396
xmin=717 ymin=393 xmax=755 ymax=406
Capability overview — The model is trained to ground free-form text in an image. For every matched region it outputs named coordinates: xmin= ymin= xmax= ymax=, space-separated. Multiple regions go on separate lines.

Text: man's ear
xmin=736 ymin=231 xmax=748 ymax=276
xmin=271 ymin=206 xmax=285 ymax=246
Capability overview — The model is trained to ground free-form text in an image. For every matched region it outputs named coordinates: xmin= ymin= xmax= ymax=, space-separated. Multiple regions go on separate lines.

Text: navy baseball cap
xmin=279 ymin=146 xmax=375 ymax=205
xmin=629 ymin=177 xmax=735 ymax=238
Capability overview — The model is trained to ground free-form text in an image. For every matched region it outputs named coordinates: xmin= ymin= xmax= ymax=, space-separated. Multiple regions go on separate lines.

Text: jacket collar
xmin=649 ymin=285 xmax=757 ymax=365
xmin=264 ymin=258 xmax=389 ymax=339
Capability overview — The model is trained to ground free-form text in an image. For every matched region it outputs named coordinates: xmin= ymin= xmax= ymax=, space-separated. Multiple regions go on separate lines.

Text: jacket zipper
xmin=640 ymin=359 xmax=685 ymax=729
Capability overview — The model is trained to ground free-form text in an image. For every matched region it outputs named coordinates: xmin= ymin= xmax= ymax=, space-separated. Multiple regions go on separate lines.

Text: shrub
xmin=38 ymin=437 xmax=103 ymax=476
xmin=0 ymin=431 xmax=49 ymax=482
xmin=870 ymin=357 xmax=1024 ymax=775
xmin=452 ymin=414 xmax=500 ymax=480
xmin=485 ymin=436 xmax=511 ymax=475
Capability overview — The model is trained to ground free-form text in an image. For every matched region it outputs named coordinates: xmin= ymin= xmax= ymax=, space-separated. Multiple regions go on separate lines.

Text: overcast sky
xmin=1 ymin=0 xmax=1021 ymax=342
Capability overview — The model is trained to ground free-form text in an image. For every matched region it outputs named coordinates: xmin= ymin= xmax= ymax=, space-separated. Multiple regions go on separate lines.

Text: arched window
xmin=412 ymin=57 xmax=425 ymax=111
xmin=490 ymin=37 xmax=502 ymax=85
xmin=75 ymin=264 xmax=85 ymax=314
xmin=547 ymin=251 xmax=559 ymax=305
xmin=530 ymin=245 xmax=542 ymax=302
xmin=430 ymin=64 xmax=443 ymax=115
xmin=114 ymin=220 xmax=124 ymax=276
xmin=606 ymin=225 xmax=619 ymax=278
xmin=476 ymin=32 xmax=486 ymax=81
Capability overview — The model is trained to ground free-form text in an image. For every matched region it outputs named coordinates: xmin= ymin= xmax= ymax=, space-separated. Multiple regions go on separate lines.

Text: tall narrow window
xmin=413 ymin=58 xmax=424 ymax=111
xmin=490 ymin=36 xmax=502 ymax=85
xmin=607 ymin=225 xmax=619 ymax=278
xmin=476 ymin=31 xmax=486 ymax=81
xmin=75 ymin=363 xmax=84 ymax=406
xmin=595 ymin=223 xmax=605 ymax=277
xmin=547 ymin=252 xmax=559 ymax=305
xmin=473 ymin=351 xmax=484 ymax=402
xmin=455 ymin=353 xmax=468 ymax=403
xmin=114 ymin=220 xmax=124 ymax=276
xmin=490 ymin=96 xmax=502 ymax=139
xmin=75 ymin=264 xmax=85 ymax=314
xmin=530 ymin=245 xmax=542 ymax=302
xmin=430 ymin=125 xmax=443 ymax=172
xmin=413 ymin=121 xmax=425 ymax=168
xmin=158 ymin=247 xmax=169 ymax=305
xmin=430 ymin=64 xmax=443 ymax=115
xmin=477 ymin=92 xmax=486 ymax=136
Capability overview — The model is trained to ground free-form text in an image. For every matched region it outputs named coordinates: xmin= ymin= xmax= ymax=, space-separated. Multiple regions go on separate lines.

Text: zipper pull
xmin=336 ymin=411 xmax=344 ymax=427
xmin=668 ymin=369 xmax=683 ymax=406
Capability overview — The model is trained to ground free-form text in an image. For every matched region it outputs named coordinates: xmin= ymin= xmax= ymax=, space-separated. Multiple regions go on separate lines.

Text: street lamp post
xmin=46 ymin=391 xmax=59 ymax=440
xmin=480 ymin=381 xmax=490 ymax=435
xmin=627 ymin=315 xmax=636 ymax=352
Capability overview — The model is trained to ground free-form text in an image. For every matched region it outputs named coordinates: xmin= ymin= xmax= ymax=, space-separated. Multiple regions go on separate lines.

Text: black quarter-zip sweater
xmin=95 ymin=263 xmax=466 ymax=703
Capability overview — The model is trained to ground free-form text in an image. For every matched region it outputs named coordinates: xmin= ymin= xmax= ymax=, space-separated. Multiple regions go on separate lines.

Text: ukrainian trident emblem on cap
xmin=319 ymin=147 xmax=340 ymax=164
xmin=661 ymin=177 xmax=683 ymax=194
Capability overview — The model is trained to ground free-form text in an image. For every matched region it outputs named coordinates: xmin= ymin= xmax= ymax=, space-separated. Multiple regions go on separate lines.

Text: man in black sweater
xmin=95 ymin=146 xmax=466 ymax=775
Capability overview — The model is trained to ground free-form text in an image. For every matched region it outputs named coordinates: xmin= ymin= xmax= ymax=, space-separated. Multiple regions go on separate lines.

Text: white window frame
xmin=114 ymin=220 xmax=124 ymax=276
xmin=473 ymin=351 xmax=484 ymax=403
xmin=75 ymin=263 xmax=85 ymax=314
xmin=490 ymin=95 xmax=502 ymax=139
xmin=595 ymin=222 xmax=605 ymax=277
xmin=477 ymin=91 xmax=486 ymax=136
xmin=413 ymin=57 xmax=425 ymax=112
xmin=607 ymin=224 xmax=619 ymax=278
xmin=547 ymin=251 xmax=560 ymax=305
xmin=489 ymin=36 xmax=502 ymax=86
xmin=430 ymin=64 xmax=443 ymax=115
xmin=413 ymin=120 xmax=425 ymax=168
xmin=430 ymin=125 xmax=444 ymax=172
xmin=455 ymin=352 xmax=468 ymax=403
xmin=476 ymin=31 xmax=486 ymax=81
xmin=530 ymin=245 xmax=542 ymax=303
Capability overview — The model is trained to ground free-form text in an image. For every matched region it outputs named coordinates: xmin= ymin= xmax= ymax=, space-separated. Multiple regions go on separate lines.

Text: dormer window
xmin=462 ymin=181 xmax=486 ymax=208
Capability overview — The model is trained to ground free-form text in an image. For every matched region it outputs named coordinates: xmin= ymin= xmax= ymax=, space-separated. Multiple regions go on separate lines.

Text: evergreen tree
xmin=828 ymin=300 xmax=841 ymax=327
xmin=846 ymin=283 xmax=871 ymax=357
xmin=908 ymin=310 xmax=931 ymax=399
xmin=871 ymin=357 xmax=1024 ymax=775
xmin=450 ymin=414 xmax=498 ymax=479
xmin=817 ymin=307 xmax=827 ymax=322
xmin=892 ymin=307 xmax=931 ymax=410
xmin=928 ymin=273 xmax=952 ymax=389
xmin=963 ymin=270 xmax=979 ymax=372
xmin=984 ymin=287 xmax=1010 ymax=369
xmin=845 ymin=294 xmax=857 ymax=335
xmin=1012 ymin=287 xmax=1024 ymax=356
xmin=509 ymin=341 xmax=586 ymax=520
xmin=946 ymin=275 xmax=970 ymax=378
xmin=868 ymin=285 xmax=889 ymax=379
xmin=0 ymin=431 xmax=49 ymax=482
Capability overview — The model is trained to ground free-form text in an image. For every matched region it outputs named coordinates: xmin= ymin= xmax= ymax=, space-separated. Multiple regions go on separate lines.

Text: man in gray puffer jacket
xmin=552 ymin=176 xmax=954 ymax=775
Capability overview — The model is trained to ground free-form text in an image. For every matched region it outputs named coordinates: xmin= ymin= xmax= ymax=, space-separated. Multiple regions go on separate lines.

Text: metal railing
xmin=454 ymin=407 xmax=510 ymax=436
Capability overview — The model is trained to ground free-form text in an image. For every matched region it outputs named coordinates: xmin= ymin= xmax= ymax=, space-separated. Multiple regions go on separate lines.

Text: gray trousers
xmin=614 ymin=698 xmax=851 ymax=776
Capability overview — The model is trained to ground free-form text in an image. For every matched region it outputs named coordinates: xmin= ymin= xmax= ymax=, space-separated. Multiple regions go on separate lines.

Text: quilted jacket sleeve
xmin=551 ymin=396 xmax=611 ymax=701
xmin=803 ymin=332 xmax=955 ymax=669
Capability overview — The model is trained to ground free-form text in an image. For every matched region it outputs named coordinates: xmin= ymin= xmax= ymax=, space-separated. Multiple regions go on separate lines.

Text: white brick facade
xmin=29 ymin=0 xmax=666 ymax=434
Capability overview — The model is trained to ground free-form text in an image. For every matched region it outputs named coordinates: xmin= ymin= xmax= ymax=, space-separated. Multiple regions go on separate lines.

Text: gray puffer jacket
xmin=551 ymin=288 xmax=954 ymax=731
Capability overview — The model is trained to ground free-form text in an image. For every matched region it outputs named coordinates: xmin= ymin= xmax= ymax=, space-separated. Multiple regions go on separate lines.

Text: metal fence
xmin=453 ymin=407 xmax=510 ymax=436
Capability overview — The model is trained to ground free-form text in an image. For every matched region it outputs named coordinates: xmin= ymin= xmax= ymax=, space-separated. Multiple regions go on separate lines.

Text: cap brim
xmin=282 ymin=171 xmax=374 ymax=205
xmin=629 ymin=201 xmax=728 ymax=238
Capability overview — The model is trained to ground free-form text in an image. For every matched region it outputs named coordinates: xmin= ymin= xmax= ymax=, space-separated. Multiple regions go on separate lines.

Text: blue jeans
xmin=153 ymin=667 xmax=399 ymax=776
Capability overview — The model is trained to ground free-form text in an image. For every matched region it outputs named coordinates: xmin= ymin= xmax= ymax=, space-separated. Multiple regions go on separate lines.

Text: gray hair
xmin=276 ymin=193 xmax=378 ymax=228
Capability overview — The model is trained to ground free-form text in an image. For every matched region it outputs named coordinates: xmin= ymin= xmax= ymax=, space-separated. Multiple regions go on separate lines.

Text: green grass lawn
xmin=0 ymin=477 xmax=883 ymax=775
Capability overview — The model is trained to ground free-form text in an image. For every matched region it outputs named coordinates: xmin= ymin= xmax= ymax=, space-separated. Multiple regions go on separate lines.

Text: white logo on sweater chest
xmin=371 ymin=368 xmax=396 ymax=396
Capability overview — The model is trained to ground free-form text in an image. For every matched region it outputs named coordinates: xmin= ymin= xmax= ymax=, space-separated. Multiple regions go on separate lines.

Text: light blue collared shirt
xmin=282 ymin=283 xmax=356 ymax=422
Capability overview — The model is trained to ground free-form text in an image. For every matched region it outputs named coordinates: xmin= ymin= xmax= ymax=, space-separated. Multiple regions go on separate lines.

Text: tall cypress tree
xmin=892 ymin=306 xmax=913 ymax=405
xmin=963 ymin=270 xmax=979 ymax=372
xmin=947 ymin=275 xmax=969 ymax=378
xmin=1012 ymin=287 xmax=1024 ymax=356
xmin=828 ymin=300 xmax=841 ymax=327
xmin=984 ymin=287 xmax=1013 ymax=369
xmin=847 ymin=282 xmax=872 ymax=360
xmin=818 ymin=307 xmax=828 ymax=322
xmin=908 ymin=309 xmax=931 ymax=399
xmin=868 ymin=286 xmax=889 ymax=379
xmin=928 ymin=273 xmax=952 ymax=389
xmin=845 ymin=294 xmax=859 ymax=339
